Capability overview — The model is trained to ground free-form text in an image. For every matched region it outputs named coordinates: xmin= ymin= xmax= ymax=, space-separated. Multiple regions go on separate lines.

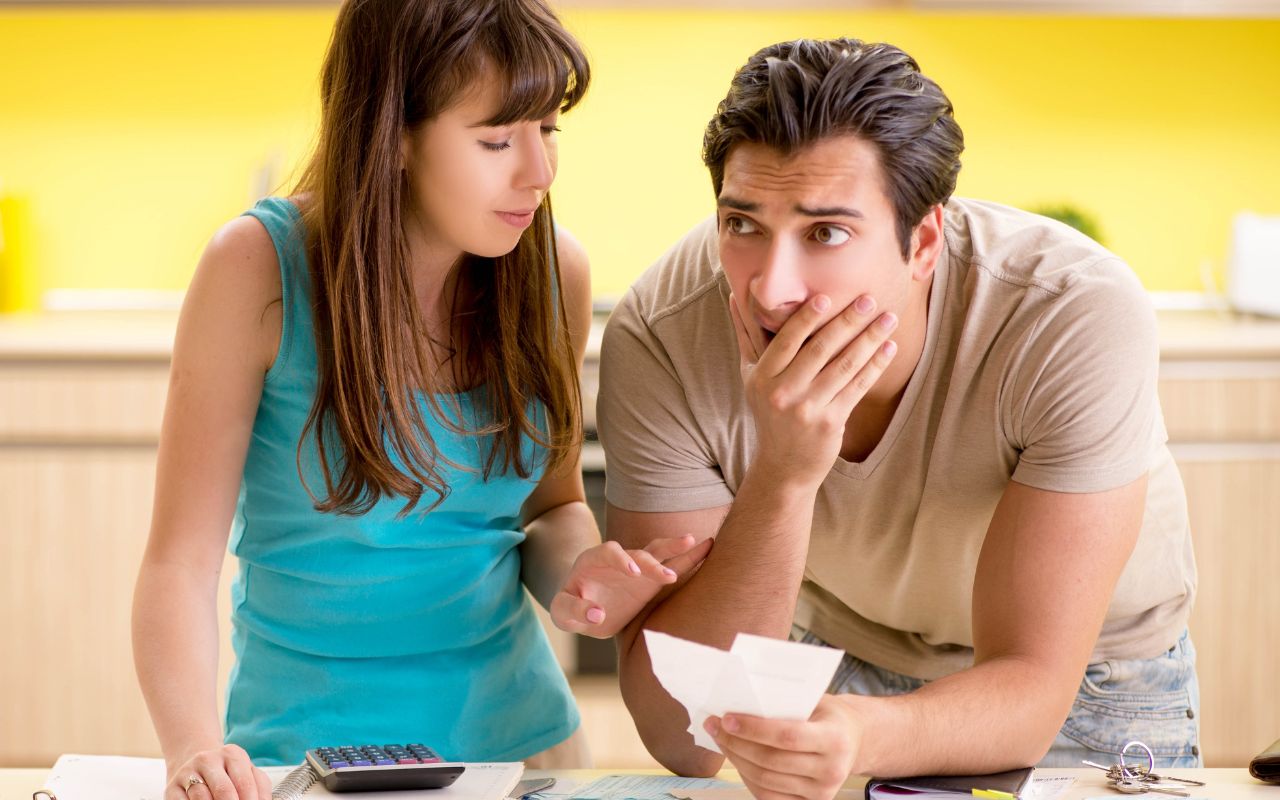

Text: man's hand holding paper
xmin=703 ymin=694 xmax=865 ymax=800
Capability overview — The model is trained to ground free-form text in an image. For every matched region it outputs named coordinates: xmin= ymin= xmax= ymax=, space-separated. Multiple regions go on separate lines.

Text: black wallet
xmin=1250 ymin=737 xmax=1280 ymax=783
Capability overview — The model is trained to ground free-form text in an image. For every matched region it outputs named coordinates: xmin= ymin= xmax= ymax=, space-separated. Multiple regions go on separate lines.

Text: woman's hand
xmin=551 ymin=534 xmax=713 ymax=637
xmin=165 ymin=744 xmax=273 ymax=800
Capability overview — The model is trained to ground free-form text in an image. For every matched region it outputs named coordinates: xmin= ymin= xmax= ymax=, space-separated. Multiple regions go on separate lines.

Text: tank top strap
xmin=241 ymin=196 xmax=314 ymax=383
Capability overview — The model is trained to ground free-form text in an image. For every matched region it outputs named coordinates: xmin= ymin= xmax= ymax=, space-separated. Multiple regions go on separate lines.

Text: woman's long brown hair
xmin=292 ymin=0 xmax=590 ymax=516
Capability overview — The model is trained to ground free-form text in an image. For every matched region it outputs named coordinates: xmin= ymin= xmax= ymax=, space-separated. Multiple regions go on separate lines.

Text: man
xmin=597 ymin=38 xmax=1199 ymax=800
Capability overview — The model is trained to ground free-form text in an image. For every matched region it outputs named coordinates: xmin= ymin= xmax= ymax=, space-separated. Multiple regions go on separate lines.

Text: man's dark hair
xmin=703 ymin=38 xmax=964 ymax=259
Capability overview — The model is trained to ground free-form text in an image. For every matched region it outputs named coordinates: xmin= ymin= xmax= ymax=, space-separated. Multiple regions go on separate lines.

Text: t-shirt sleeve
xmin=596 ymin=290 xmax=736 ymax=512
xmin=1005 ymin=259 xmax=1167 ymax=493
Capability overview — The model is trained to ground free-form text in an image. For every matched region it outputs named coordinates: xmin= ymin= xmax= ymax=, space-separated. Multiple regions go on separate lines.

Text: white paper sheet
xmin=1029 ymin=775 xmax=1076 ymax=800
xmin=565 ymin=773 xmax=737 ymax=799
xmin=33 ymin=753 xmax=521 ymax=800
xmin=644 ymin=630 xmax=843 ymax=754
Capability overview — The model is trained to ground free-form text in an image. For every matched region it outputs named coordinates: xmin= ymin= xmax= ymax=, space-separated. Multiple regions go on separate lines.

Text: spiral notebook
xmin=33 ymin=754 xmax=523 ymax=800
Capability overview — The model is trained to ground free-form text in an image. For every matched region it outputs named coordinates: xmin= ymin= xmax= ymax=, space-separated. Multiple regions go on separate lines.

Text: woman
xmin=132 ymin=2 xmax=708 ymax=798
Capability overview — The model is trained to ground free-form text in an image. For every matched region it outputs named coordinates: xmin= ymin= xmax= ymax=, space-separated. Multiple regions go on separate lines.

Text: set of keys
xmin=1084 ymin=740 xmax=1206 ymax=796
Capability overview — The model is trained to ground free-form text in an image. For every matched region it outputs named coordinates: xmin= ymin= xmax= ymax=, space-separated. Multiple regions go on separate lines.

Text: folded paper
xmin=644 ymin=629 xmax=843 ymax=754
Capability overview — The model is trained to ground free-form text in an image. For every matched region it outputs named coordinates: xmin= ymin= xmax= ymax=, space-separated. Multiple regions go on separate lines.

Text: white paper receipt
xmin=643 ymin=629 xmax=843 ymax=754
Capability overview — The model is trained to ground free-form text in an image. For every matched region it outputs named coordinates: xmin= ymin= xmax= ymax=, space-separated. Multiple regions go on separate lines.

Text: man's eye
xmin=812 ymin=225 xmax=851 ymax=246
xmin=726 ymin=216 xmax=758 ymax=235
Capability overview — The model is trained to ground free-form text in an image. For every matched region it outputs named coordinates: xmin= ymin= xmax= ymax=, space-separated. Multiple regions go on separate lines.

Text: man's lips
xmin=754 ymin=315 xmax=783 ymax=345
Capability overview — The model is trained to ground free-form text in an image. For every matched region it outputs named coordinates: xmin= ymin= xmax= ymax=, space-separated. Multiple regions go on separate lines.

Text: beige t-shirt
xmin=598 ymin=197 xmax=1196 ymax=680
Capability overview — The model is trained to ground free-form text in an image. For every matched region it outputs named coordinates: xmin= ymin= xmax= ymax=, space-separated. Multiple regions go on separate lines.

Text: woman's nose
xmin=516 ymin=129 xmax=555 ymax=192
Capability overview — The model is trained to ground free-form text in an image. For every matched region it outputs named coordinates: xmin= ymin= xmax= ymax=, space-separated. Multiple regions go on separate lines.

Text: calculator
xmin=303 ymin=743 xmax=465 ymax=792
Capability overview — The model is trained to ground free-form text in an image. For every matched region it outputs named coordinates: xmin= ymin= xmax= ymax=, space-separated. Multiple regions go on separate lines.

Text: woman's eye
xmin=726 ymin=216 xmax=758 ymax=235
xmin=812 ymin=225 xmax=851 ymax=246
xmin=480 ymin=140 xmax=511 ymax=152
xmin=541 ymin=125 xmax=561 ymax=136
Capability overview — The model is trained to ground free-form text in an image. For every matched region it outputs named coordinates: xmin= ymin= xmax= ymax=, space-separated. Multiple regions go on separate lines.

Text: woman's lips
xmin=495 ymin=209 xmax=536 ymax=228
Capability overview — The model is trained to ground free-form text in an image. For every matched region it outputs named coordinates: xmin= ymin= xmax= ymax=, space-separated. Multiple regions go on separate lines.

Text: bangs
xmin=473 ymin=1 xmax=590 ymax=126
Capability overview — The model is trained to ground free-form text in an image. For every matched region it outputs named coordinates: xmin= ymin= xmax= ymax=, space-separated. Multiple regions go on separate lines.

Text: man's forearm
xmin=846 ymin=655 xmax=1076 ymax=777
xmin=620 ymin=466 xmax=819 ymax=775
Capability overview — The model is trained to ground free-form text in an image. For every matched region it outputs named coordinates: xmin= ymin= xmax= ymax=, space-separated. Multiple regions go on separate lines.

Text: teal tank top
xmin=224 ymin=197 xmax=579 ymax=766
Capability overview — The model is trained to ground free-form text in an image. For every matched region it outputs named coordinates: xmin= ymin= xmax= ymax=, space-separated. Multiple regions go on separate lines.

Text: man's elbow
xmin=1018 ymin=717 xmax=1067 ymax=767
xmin=643 ymin=733 xmax=725 ymax=778
xmin=619 ymin=673 xmax=725 ymax=776
xmin=622 ymin=692 xmax=725 ymax=776
xmin=1004 ymin=698 xmax=1072 ymax=768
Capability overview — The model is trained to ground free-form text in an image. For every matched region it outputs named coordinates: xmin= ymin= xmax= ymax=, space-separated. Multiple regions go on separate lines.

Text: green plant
xmin=1028 ymin=203 xmax=1104 ymax=245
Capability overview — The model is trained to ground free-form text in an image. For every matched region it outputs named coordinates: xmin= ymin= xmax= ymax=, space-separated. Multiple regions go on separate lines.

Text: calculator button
xmin=351 ymin=759 xmax=372 ymax=767
xmin=375 ymin=759 xmax=395 ymax=766
xmin=397 ymin=758 xmax=420 ymax=764
xmin=328 ymin=761 xmax=350 ymax=768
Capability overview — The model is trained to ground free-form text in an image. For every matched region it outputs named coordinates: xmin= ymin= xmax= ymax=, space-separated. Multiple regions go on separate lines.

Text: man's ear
xmin=908 ymin=204 xmax=945 ymax=282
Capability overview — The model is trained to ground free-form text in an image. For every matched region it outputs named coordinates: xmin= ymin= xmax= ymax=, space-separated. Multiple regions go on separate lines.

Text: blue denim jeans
xmin=791 ymin=627 xmax=1203 ymax=768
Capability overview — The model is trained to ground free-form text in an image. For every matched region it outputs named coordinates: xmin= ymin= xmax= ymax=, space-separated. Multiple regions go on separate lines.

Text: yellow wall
xmin=1 ymin=7 xmax=1277 ymax=304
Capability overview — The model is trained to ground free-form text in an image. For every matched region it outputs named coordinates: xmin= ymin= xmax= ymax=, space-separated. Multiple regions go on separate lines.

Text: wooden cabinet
xmin=1157 ymin=340 xmax=1280 ymax=767
xmin=0 ymin=356 xmax=171 ymax=766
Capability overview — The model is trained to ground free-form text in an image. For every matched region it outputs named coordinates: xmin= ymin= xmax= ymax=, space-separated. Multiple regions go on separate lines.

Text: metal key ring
xmin=1120 ymin=741 xmax=1156 ymax=781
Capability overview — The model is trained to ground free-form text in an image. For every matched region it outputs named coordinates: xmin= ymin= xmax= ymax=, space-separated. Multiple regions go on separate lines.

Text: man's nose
xmin=751 ymin=239 xmax=808 ymax=313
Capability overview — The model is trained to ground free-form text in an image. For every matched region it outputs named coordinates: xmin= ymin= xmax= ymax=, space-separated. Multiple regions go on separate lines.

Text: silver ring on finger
xmin=184 ymin=774 xmax=206 ymax=794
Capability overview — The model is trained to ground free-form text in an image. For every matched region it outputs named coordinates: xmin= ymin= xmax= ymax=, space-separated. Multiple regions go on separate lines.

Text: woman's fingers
xmin=223 ymin=745 xmax=260 ymax=800
xmin=642 ymin=534 xmax=699 ymax=561
xmin=593 ymin=540 xmax=640 ymax=576
xmin=254 ymin=768 xmax=274 ymax=799
xmin=168 ymin=743 xmax=265 ymax=800
xmin=661 ymin=536 xmax=714 ymax=575
xmin=200 ymin=767 xmax=239 ymax=800
xmin=630 ymin=549 xmax=678 ymax=583
xmin=551 ymin=590 xmax=604 ymax=633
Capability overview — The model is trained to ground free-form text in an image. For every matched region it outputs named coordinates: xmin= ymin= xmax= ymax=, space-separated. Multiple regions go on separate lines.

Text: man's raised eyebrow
xmin=796 ymin=204 xmax=864 ymax=219
xmin=717 ymin=196 xmax=759 ymax=212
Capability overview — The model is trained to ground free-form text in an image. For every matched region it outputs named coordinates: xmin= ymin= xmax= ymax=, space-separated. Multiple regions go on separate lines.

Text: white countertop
xmin=4 ymin=767 xmax=1276 ymax=800
xmin=3 ymin=309 xmax=1280 ymax=362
